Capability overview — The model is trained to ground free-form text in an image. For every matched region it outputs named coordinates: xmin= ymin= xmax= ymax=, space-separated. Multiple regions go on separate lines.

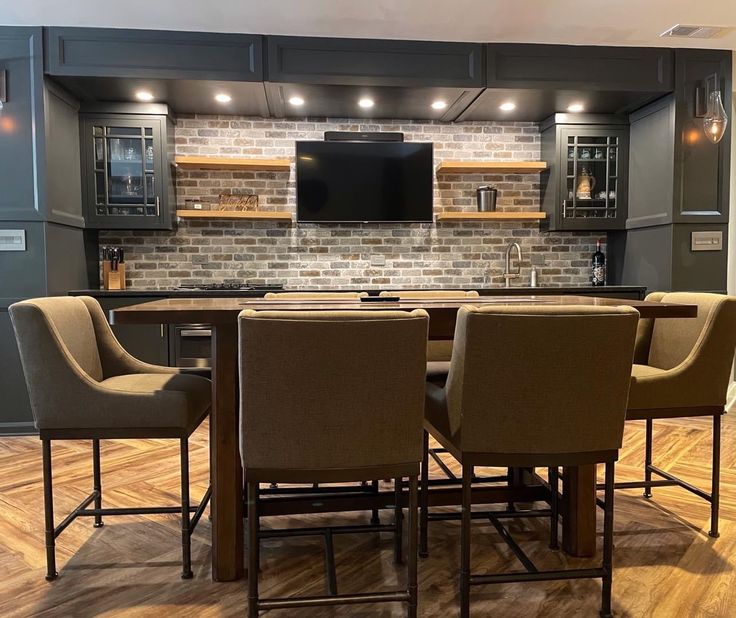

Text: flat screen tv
xmin=296 ymin=141 xmax=433 ymax=223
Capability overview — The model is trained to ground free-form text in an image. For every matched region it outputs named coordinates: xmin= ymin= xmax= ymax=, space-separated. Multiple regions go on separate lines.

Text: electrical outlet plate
xmin=370 ymin=254 xmax=386 ymax=267
xmin=0 ymin=229 xmax=26 ymax=251
xmin=691 ymin=231 xmax=722 ymax=251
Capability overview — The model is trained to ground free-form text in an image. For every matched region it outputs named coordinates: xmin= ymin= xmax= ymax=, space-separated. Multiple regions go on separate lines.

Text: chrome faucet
xmin=503 ymin=242 xmax=523 ymax=288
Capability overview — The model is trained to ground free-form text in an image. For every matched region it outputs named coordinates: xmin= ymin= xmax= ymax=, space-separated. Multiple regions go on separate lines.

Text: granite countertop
xmin=69 ymin=285 xmax=646 ymax=298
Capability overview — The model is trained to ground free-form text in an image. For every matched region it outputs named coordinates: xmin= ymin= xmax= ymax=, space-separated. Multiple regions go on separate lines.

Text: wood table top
xmin=111 ymin=295 xmax=697 ymax=324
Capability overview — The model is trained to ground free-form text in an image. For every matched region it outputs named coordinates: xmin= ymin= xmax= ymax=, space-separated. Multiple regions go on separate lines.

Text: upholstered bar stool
xmin=9 ymin=296 xmax=212 ymax=580
xmin=379 ymin=290 xmax=480 ymax=383
xmin=613 ymin=292 xmax=736 ymax=538
xmin=421 ymin=305 xmax=639 ymax=618
xmin=239 ymin=309 xmax=428 ymax=617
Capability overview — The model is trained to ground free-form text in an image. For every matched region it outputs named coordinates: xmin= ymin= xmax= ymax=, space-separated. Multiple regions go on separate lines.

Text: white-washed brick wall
xmin=100 ymin=115 xmax=601 ymax=289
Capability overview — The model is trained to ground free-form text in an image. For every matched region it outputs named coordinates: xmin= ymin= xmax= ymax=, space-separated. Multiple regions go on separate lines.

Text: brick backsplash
xmin=100 ymin=115 xmax=601 ymax=289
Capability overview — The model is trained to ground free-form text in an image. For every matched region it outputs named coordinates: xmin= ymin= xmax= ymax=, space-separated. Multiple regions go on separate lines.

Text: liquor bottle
xmin=591 ymin=240 xmax=606 ymax=286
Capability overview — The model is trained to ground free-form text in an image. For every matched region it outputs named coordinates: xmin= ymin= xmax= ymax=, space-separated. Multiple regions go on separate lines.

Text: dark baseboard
xmin=0 ymin=421 xmax=37 ymax=436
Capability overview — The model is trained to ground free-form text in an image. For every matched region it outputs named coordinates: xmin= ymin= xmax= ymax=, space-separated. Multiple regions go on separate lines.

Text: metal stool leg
xmin=407 ymin=476 xmax=419 ymax=618
xmin=92 ymin=439 xmax=103 ymax=528
xmin=549 ymin=467 xmax=559 ymax=550
xmin=419 ymin=430 xmax=429 ymax=558
xmin=600 ymin=461 xmax=615 ymax=618
xmin=460 ymin=465 xmax=472 ymax=618
xmin=710 ymin=414 xmax=721 ymax=538
xmin=248 ymin=482 xmax=260 ymax=618
xmin=370 ymin=479 xmax=381 ymax=525
xmin=643 ymin=419 xmax=653 ymax=498
xmin=394 ymin=477 xmax=404 ymax=564
xmin=42 ymin=439 xmax=58 ymax=581
xmin=180 ymin=438 xmax=192 ymax=579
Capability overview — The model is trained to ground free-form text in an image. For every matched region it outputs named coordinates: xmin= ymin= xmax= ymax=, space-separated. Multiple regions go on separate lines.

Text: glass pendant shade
xmin=703 ymin=90 xmax=728 ymax=143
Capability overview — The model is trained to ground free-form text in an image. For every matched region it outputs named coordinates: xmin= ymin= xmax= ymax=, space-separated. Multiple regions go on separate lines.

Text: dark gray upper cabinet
xmin=265 ymin=36 xmax=484 ymax=121
xmin=0 ymin=27 xmax=45 ymax=222
xmin=266 ymin=36 xmax=484 ymax=87
xmin=45 ymin=28 xmax=263 ymax=81
xmin=626 ymin=49 xmax=731 ymax=230
xmin=672 ymin=49 xmax=731 ymax=223
xmin=79 ymin=103 xmax=175 ymax=230
xmin=487 ymin=44 xmax=673 ymax=91
xmin=540 ymin=115 xmax=629 ymax=232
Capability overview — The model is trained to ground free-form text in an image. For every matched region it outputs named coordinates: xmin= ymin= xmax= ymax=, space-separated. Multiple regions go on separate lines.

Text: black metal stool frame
xmin=41 ymin=435 xmax=211 ymax=581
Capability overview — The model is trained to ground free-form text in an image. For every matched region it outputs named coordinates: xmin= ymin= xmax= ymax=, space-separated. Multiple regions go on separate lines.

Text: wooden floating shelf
xmin=436 ymin=211 xmax=547 ymax=222
xmin=176 ymin=210 xmax=293 ymax=221
xmin=174 ymin=156 xmax=291 ymax=171
xmin=436 ymin=161 xmax=547 ymax=174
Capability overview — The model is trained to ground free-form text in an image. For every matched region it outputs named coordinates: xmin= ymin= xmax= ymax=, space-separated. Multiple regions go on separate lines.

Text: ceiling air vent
xmin=660 ymin=24 xmax=730 ymax=39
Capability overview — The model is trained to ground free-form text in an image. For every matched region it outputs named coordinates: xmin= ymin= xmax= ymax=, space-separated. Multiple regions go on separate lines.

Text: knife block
xmin=103 ymin=262 xmax=126 ymax=290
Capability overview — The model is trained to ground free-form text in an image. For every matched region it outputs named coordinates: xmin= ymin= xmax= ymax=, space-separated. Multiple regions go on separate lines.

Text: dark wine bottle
xmin=591 ymin=240 xmax=606 ymax=286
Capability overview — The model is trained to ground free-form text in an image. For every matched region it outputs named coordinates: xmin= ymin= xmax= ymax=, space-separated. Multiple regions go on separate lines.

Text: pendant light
xmin=701 ymin=74 xmax=728 ymax=144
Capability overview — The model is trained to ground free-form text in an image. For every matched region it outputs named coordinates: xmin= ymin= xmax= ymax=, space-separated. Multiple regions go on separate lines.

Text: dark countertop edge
xmin=69 ymin=285 xmax=646 ymax=298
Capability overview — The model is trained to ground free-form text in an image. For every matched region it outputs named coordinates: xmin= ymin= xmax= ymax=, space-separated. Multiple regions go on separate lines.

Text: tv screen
xmin=296 ymin=141 xmax=434 ymax=223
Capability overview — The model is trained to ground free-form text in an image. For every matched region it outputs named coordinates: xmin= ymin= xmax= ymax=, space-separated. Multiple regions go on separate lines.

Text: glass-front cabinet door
xmin=557 ymin=126 xmax=628 ymax=230
xmin=81 ymin=115 xmax=172 ymax=229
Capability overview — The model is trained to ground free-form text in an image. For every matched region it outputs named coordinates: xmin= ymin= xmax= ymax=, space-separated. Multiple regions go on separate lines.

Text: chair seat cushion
xmin=99 ymin=373 xmax=211 ymax=432
xmin=426 ymin=361 xmax=451 ymax=384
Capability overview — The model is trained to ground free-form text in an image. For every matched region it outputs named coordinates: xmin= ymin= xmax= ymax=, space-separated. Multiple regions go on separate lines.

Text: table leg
xmin=210 ymin=322 xmax=244 ymax=581
xmin=561 ymin=464 xmax=596 ymax=557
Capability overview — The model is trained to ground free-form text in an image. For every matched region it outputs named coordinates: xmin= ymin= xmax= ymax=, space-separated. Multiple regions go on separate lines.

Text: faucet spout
xmin=503 ymin=242 xmax=523 ymax=288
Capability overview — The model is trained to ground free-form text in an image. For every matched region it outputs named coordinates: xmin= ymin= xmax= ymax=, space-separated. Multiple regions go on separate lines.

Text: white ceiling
xmin=1 ymin=0 xmax=736 ymax=50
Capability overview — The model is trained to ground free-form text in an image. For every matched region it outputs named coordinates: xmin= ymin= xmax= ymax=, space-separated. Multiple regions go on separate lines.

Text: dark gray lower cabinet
xmin=0 ymin=311 xmax=34 ymax=434
xmin=98 ymin=297 xmax=169 ymax=366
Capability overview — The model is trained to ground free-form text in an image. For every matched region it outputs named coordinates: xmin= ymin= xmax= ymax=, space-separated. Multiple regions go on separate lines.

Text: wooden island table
xmin=112 ymin=295 xmax=697 ymax=581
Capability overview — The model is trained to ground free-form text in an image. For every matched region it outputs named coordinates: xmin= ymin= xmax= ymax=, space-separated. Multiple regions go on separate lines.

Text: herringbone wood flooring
xmin=1 ymin=415 xmax=735 ymax=617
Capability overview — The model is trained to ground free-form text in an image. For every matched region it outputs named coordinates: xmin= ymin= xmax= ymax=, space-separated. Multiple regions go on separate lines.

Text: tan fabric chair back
xmin=379 ymin=290 xmax=480 ymax=299
xmin=379 ymin=290 xmax=479 ymax=361
xmin=446 ymin=305 xmax=639 ymax=455
xmin=239 ymin=310 xmax=428 ymax=475
xmin=10 ymin=297 xmax=103 ymax=382
xmin=263 ymin=291 xmax=368 ymax=299
xmin=648 ymin=292 xmax=736 ymax=372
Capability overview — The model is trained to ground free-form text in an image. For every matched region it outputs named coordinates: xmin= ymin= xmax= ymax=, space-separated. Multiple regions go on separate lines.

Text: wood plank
xmin=174 ymin=155 xmax=291 ymax=171
xmin=175 ymin=210 xmax=293 ymax=221
xmin=562 ymin=464 xmax=597 ymax=557
xmin=436 ymin=211 xmax=547 ymax=221
xmin=436 ymin=161 xmax=548 ymax=174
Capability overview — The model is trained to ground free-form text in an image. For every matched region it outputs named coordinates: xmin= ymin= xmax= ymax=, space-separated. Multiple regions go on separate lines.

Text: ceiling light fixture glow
xmin=214 ymin=93 xmax=232 ymax=103
xmin=431 ymin=100 xmax=448 ymax=110
xmin=567 ymin=103 xmax=585 ymax=113
xmin=499 ymin=102 xmax=516 ymax=111
xmin=358 ymin=98 xmax=375 ymax=109
xmin=135 ymin=91 xmax=154 ymax=102
xmin=288 ymin=96 xmax=305 ymax=106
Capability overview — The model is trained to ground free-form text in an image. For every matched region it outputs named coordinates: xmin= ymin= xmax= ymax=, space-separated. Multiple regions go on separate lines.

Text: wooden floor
xmin=1 ymin=415 xmax=735 ymax=617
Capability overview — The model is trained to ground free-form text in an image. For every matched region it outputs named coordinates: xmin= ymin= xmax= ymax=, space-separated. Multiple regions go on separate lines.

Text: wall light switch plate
xmin=691 ymin=231 xmax=722 ymax=251
xmin=0 ymin=229 xmax=26 ymax=251
xmin=370 ymin=254 xmax=386 ymax=267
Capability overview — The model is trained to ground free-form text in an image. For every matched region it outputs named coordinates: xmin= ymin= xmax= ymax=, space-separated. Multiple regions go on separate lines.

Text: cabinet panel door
xmin=673 ymin=49 xmax=731 ymax=223
xmin=0 ymin=27 xmax=44 ymax=221
xmin=46 ymin=28 xmax=262 ymax=81
xmin=81 ymin=116 xmax=170 ymax=229
xmin=557 ymin=126 xmax=628 ymax=230
xmin=267 ymin=36 xmax=484 ymax=87
xmin=487 ymin=44 xmax=673 ymax=91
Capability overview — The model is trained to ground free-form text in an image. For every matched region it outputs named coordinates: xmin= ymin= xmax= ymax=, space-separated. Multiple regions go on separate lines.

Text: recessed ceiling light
xmin=567 ymin=103 xmax=585 ymax=113
xmin=288 ymin=96 xmax=305 ymax=106
xmin=214 ymin=93 xmax=232 ymax=104
xmin=499 ymin=102 xmax=516 ymax=111
xmin=135 ymin=91 xmax=154 ymax=102
xmin=358 ymin=98 xmax=375 ymax=109
xmin=431 ymin=100 xmax=448 ymax=110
